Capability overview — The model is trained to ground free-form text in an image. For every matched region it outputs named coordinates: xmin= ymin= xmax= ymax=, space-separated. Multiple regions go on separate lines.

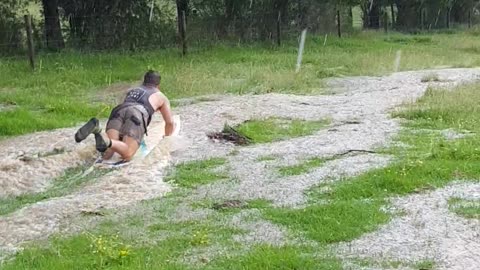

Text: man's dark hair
xmin=143 ymin=70 xmax=161 ymax=86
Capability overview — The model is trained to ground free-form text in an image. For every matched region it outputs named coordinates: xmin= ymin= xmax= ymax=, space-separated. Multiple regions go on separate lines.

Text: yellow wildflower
xmin=119 ymin=249 xmax=129 ymax=257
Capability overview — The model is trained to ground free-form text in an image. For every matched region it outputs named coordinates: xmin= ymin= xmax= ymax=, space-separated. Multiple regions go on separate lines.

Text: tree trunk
xmin=175 ymin=0 xmax=188 ymax=38
xmin=41 ymin=0 xmax=64 ymax=50
xmin=451 ymin=0 xmax=474 ymax=25
xmin=390 ymin=4 xmax=395 ymax=26
xmin=221 ymin=0 xmax=235 ymax=38
xmin=274 ymin=0 xmax=288 ymax=43
xmin=361 ymin=1 xmax=380 ymax=29
xmin=337 ymin=9 xmax=341 ymax=37
xmin=394 ymin=0 xmax=420 ymax=31
xmin=368 ymin=1 xmax=380 ymax=29
xmin=361 ymin=3 xmax=369 ymax=28
xmin=468 ymin=9 xmax=472 ymax=28
xmin=280 ymin=0 xmax=289 ymax=23
xmin=175 ymin=0 xmax=188 ymax=55
xmin=298 ymin=0 xmax=306 ymax=29
xmin=446 ymin=8 xmax=450 ymax=29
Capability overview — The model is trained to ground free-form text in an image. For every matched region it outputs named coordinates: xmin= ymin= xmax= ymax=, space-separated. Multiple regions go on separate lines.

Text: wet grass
xmin=190 ymin=198 xmax=272 ymax=214
xmin=0 ymin=189 xmax=244 ymax=270
xmin=1 ymin=233 xmax=192 ymax=270
xmin=350 ymin=84 xmax=480 ymax=199
xmin=349 ymin=258 xmax=435 ymax=270
xmin=393 ymin=84 xmax=480 ymax=130
xmin=204 ymin=245 xmax=342 ymax=270
xmin=0 ymin=164 xmax=111 ymax=216
xmin=278 ymin=157 xmax=327 ymax=176
xmin=2 ymin=31 xmax=480 ymax=136
xmin=448 ymin=197 xmax=480 ymax=219
xmin=256 ymin=155 xmax=277 ymax=162
xmin=235 ymin=117 xmax=329 ymax=144
xmin=415 ymin=260 xmax=436 ymax=270
xmin=420 ymin=73 xmax=441 ymax=83
xmin=261 ymin=83 xmax=480 ymax=265
xmin=2 ymin=235 xmax=339 ymax=270
xmin=4 ymin=83 xmax=480 ymax=269
xmin=164 ymin=157 xmax=228 ymax=188
xmin=265 ymin=199 xmax=389 ymax=244
xmin=348 ymin=85 xmax=480 ymax=192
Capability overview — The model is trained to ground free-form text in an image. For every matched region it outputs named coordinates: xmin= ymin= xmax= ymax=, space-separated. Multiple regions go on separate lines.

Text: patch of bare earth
xmin=1 ymin=68 xmax=480 ymax=267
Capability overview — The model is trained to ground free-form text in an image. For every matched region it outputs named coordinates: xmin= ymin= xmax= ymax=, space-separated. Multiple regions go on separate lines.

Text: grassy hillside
xmin=1 ymin=31 xmax=480 ymax=136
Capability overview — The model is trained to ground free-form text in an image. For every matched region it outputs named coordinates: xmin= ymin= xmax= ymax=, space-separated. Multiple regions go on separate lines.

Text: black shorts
xmin=106 ymin=105 xmax=148 ymax=145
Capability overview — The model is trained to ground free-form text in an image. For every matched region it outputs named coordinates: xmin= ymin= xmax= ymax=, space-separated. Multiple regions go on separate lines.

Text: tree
xmin=41 ymin=0 xmax=64 ymax=50
xmin=57 ymin=0 xmax=175 ymax=50
xmin=0 ymin=0 xmax=26 ymax=54
xmin=361 ymin=0 xmax=381 ymax=29
xmin=176 ymin=0 xmax=189 ymax=53
xmin=395 ymin=0 xmax=420 ymax=30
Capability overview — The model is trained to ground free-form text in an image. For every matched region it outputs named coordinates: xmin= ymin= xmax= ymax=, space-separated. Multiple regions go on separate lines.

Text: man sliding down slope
xmin=74 ymin=70 xmax=175 ymax=163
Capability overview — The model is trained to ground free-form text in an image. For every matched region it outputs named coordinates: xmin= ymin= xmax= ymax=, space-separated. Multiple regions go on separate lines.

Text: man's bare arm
xmin=159 ymin=99 xmax=174 ymax=136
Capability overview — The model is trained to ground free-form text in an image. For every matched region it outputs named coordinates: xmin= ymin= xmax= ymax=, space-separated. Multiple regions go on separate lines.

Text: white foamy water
xmin=0 ymin=137 xmax=97 ymax=198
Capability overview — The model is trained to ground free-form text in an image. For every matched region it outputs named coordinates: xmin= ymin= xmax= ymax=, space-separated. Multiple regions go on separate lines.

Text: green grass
xmin=0 ymin=107 xmax=101 ymax=136
xmin=165 ymin=157 xmax=228 ymax=188
xmin=261 ymin=83 xmax=480 ymax=263
xmin=235 ymin=117 xmax=329 ymax=144
xmin=420 ymin=73 xmax=441 ymax=83
xmin=319 ymin=84 xmax=480 ymax=204
xmin=245 ymin=199 xmax=272 ymax=209
xmin=0 ymin=191 xmax=244 ymax=270
xmin=278 ymin=157 xmax=327 ymax=176
xmin=2 ymin=31 xmax=480 ymax=136
xmin=321 ymin=145 xmax=480 ymax=201
xmin=0 ymin=233 xmax=191 ymax=270
xmin=205 ymin=245 xmax=342 ymax=270
xmin=2 ymin=237 xmax=340 ymax=270
xmin=415 ymin=260 xmax=435 ymax=270
xmin=5 ymin=69 xmax=480 ymax=270
xmin=393 ymin=85 xmax=480 ymax=130
xmin=190 ymin=198 xmax=272 ymax=214
xmin=449 ymin=197 xmax=480 ymax=219
xmin=0 ymin=164 xmax=111 ymax=216
xmin=256 ymin=155 xmax=277 ymax=162
xmin=349 ymin=258 xmax=435 ymax=269
xmin=265 ymin=199 xmax=389 ymax=244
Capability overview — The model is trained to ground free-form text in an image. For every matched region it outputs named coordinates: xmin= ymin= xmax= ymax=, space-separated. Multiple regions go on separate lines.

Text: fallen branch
xmin=328 ymin=149 xmax=377 ymax=160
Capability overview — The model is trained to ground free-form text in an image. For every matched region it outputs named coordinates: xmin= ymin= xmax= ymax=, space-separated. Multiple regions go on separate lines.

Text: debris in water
xmin=39 ymin=147 xmax=66 ymax=158
xmin=212 ymin=199 xmax=246 ymax=210
xmin=207 ymin=124 xmax=252 ymax=145
xmin=81 ymin=210 xmax=106 ymax=216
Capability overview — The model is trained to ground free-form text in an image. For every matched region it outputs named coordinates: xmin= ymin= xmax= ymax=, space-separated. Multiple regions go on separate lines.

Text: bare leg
xmin=102 ymin=129 xmax=120 ymax=160
xmin=109 ymin=136 xmax=139 ymax=161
